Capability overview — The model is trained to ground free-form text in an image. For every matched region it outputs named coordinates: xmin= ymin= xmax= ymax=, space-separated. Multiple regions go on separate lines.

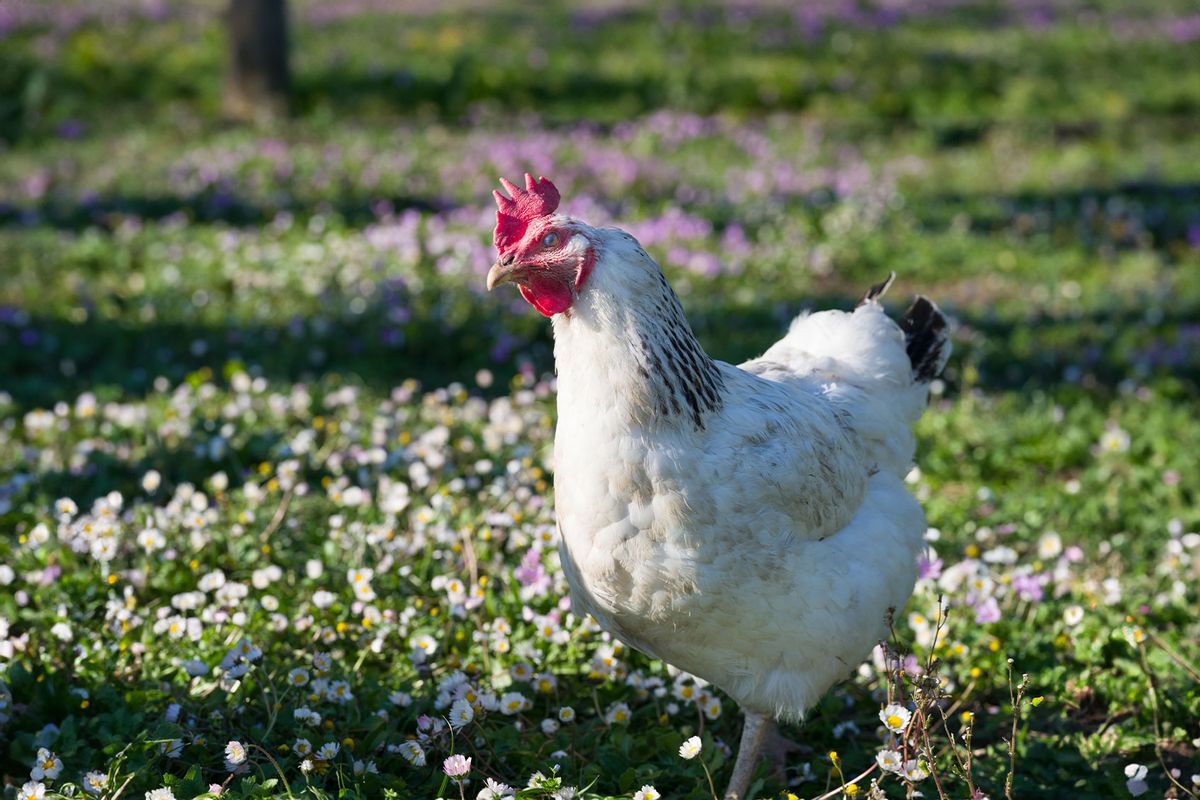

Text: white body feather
xmin=551 ymin=229 xmax=933 ymax=719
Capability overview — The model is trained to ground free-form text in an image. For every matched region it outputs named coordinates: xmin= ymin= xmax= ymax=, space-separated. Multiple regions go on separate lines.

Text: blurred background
xmin=2 ymin=3 xmax=1200 ymax=795
xmin=1 ymin=0 xmax=1199 ymax=407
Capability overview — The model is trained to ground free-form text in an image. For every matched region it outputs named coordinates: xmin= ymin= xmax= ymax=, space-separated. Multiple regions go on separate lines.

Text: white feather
xmin=549 ymin=225 xmax=936 ymax=719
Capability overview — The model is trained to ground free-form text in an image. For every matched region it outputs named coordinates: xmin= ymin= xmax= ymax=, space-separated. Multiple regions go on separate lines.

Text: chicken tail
xmin=899 ymin=296 xmax=950 ymax=383
xmin=858 ymin=271 xmax=896 ymax=305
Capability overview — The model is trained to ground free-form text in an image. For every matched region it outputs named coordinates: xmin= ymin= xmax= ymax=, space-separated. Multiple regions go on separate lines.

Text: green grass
xmin=0 ymin=1 xmax=1198 ymax=798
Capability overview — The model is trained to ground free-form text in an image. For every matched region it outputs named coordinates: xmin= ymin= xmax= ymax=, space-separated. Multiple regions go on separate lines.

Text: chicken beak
xmin=486 ymin=258 xmax=522 ymax=291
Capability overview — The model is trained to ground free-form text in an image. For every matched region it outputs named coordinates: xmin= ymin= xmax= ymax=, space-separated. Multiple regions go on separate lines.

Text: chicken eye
xmin=541 ymin=232 xmax=559 ymax=248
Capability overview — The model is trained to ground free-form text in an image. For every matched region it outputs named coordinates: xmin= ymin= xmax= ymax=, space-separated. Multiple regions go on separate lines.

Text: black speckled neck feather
xmin=629 ymin=271 xmax=725 ymax=430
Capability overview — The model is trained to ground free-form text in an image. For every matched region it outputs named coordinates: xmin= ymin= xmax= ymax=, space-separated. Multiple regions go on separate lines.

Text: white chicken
xmin=486 ymin=175 xmax=949 ymax=799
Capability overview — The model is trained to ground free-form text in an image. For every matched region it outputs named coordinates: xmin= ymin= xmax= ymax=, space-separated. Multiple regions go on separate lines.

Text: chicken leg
xmin=724 ymin=710 xmax=770 ymax=800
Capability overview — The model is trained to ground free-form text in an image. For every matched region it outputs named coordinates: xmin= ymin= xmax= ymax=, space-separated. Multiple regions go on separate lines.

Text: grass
xmin=0 ymin=1 xmax=1198 ymax=798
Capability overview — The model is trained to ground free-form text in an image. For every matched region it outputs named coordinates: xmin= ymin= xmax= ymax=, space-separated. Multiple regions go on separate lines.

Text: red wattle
xmin=519 ymin=276 xmax=573 ymax=317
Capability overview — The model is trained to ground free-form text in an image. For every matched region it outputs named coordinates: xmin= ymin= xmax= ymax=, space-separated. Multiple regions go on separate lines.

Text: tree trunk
xmin=223 ymin=0 xmax=290 ymax=122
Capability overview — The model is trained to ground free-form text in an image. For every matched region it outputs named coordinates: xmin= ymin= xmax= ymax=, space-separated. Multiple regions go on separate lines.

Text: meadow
xmin=1 ymin=1 xmax=1199 ymax=798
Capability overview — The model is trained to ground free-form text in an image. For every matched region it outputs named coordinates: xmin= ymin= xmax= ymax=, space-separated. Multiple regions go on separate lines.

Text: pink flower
xmin=443 ymin=754 xmax=471 ymax=779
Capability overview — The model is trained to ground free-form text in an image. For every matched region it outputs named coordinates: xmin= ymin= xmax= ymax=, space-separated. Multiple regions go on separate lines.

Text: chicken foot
xmin=763 ymin=719 xmax=810 ymax=784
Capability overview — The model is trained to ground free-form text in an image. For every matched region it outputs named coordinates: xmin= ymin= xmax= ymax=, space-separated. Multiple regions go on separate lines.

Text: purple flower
xmin=902 ymin=654 xmax=923 ymax=677
xmin=917 ymin=553 xmax=943 ymax=581
xmin=56 ymin=119 xmax=85 ymax=139
xmin=514 ymin=549 xmax=551 ymax=597
xmin=1012 ymin=572 xmax=1047 ymax=603
xmin=973 ymin=597 xmax=1002 ymax=624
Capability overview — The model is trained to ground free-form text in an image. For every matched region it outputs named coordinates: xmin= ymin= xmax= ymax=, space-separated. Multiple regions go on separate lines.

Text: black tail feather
xmin=899 ymin=296 xmax=949 ymax=382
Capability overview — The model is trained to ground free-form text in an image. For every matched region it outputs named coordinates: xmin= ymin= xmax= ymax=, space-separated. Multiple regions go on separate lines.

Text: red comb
xmin=493 ymin=173 xmax=560 ymax=252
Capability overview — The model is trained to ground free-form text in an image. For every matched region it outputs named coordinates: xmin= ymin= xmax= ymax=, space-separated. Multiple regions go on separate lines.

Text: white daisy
xmin=1099 ymin=427 xmax=1130 ymax=453
xmin=605 ymin=701 xmax=631 ymax=724
xmin=395 ymin=740 xmax=425 ymax=766
xmin=83 ymin=771 xmax=107 ymax=795
xmin=879 ymin=703 xmax=912 ymax=734
xmin=500 ymin=691 xmax=528 ymax=715
xmin=449 ymin=698 xmax=475 ymax=729
xmin=18 ymin=781 xmax=46 ymax=800
xmin=479 ymin=777 xmax=516 ymax=800
xmin=678 ymin=735 xmax=702 ymax=760
xmin=225 ymin=740 xmax=247 ymax=765
xmin=875 ymin=748 xmax=903 ymax=773
xmin=902 ymin=759 xmax=928 ymax=782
